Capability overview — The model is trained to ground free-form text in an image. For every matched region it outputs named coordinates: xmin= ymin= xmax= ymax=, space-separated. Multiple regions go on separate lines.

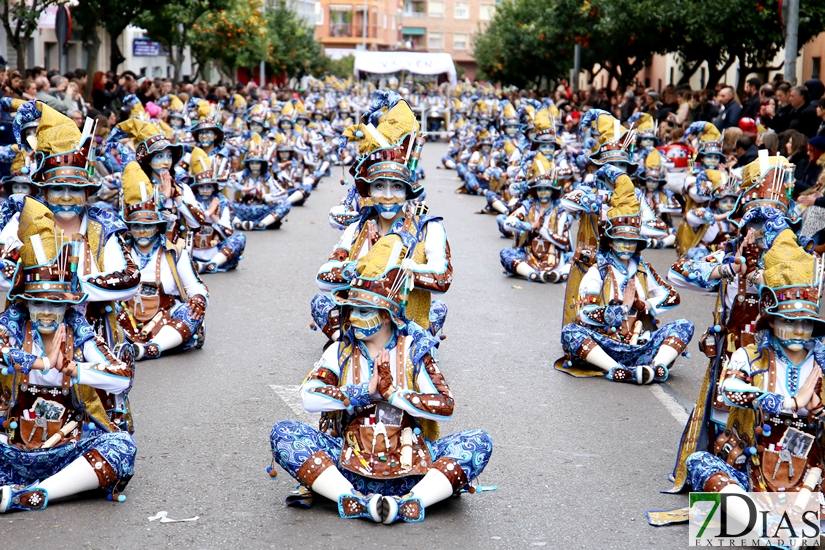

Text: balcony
xmin=402 ymin=10 xmax=426 ymax=17
xmin=330 ymin=23 xmax=352 ymax=37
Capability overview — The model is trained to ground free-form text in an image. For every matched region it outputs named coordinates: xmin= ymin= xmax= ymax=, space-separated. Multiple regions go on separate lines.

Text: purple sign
xmin=133 ymin=38 xmax=161 ymax=57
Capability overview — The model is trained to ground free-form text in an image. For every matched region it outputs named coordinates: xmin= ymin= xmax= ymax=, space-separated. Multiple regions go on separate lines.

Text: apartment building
xmin=314 ymin=0 xmax=402 ymax=51
xmin=399 ymin=0 xmax=494 ymax=79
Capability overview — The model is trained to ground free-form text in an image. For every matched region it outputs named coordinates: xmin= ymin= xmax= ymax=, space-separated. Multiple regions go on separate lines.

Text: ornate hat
xmin=697 ymin=169 xmax=736 ymax=201
xmin=502 ymin=102 xmax=519 ymax=126
xmin=526 ymin=152 xmax=561 ymax=191
xmin=728 ymin=152 xmax=795 ymax=223
xmin=2 ymin=146 xmax=34 ymax=192
xmin=628 ymin=112 xmax=658 ymax=146
xmin=190 ymin=101 xmax=225 ymax=146
xmin=757 ymin=228 xmax=825 ymax=336
xmin=344 ymin=93 xmax=423 ymax=199
xmin=588 ymin=114 xmax=638 ymax=171
xmin=602 ymin=172 xmax=646 ymax=246
xmin=23 ymin=101 xmax=97 ymax=189
xmin=531 ymin=108 xmax=562 ymax=149
xmin=230 ymin=94 xmax=247 ymax=113
xmin=7 ymin=196 xmax=87 ymax=304
xmin=117 ymin=119 xmax=183 ymax=172
xmin=685 ymin=121 xmax=723 ymax=160
xmin=331 ymin=234 xmax=413 ymax=327
xmin=279 ymin=101 xmax=297 ymax=124
xmin=642 ymin=149 xmax=666 ymax=183
xmin=245 ymin=103 xmax=268 ymax=125
xmin=119 ymin=161 xmax=167 ymax=229
xmin=188 ymin=147 xmax=222 ymax=189
xmin=243 ymin=132 xmax=270 ymax=165
xmin=165 ymin=94 xmax=185 ymax=120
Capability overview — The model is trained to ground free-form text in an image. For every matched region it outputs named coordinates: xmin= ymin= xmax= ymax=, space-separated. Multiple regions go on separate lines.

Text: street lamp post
xmin=260 ymin=0 xmax=267 ymax=86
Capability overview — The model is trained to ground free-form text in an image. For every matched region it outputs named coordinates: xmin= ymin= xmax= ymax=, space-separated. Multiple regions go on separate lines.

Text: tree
xmin=136 ymin=0 xmax=231 ymax=83
xmin=266 ymin=3 xmax=324 ymax=80
xmin=1 ymin=0 xmax=57 ymax=70
xmin=189 ymin=0 xmax=268 ymax=81
xmin=312 ymin=54 xmax=354 ymax=79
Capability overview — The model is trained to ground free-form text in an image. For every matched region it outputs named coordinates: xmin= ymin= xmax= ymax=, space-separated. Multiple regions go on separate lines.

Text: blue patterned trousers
xmin=312 ymin=294 xmax=449 ymax=339
xmin=561 ymin=319 xmax=694 ymax=367
xmin=232 ymin=201 xmax=290 ymax=227
xmin=0 ymin=432 xmax=136 ymax=490
xmin=496 ymin=213 xmax=515 ymax=238
xmin=270 ymin=420 xmax=492 ymax=496
xmin=170 ymin=300 xmax=206 ymax=350
xmin=686 ymin=451 xmax=748 ymax=491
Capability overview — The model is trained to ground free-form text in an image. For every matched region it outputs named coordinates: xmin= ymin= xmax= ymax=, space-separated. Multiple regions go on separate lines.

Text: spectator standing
xmin=714 ymin=86 xmax=742 ymax=129
xmin=815 ymin=97 xmax=825 ymax=137
xmin=733 ymin=135 xmax=759 ymax=168
xmin=740 ymin=77 xmax=762 ymax=119
xmin=34 ymin=75 xmax=75 ymax=114
xmin=785 ymin=85 xmax=819 ymax=137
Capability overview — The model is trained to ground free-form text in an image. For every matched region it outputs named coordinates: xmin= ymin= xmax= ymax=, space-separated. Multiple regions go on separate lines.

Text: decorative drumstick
xmin=41 ymin=420 xmax=78 ymax=449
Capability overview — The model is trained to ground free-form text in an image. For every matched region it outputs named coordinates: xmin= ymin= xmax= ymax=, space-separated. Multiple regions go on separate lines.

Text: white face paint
xmin=11 ymin=183 xmax=31 ymax=195
xmin=28 ymin=300 xmax=67 ymax=334
xmin=195 ymin=183 xmax=217 ymax=197
xmin=505 ymin=125 xmax=518 ymax=136
xmin=640 ymin=138 xmax=655 ymax=149
xmin=535 ymin=186 xmax=553 ymax=202
xmin=703 ymin=154 xmax=722 ymax=169
xmin=280 ymin=121 xmax=292 ymax=131
xmin=537 ymin=142 xmax=556 ymax=154
xmin=771 ymin=318 xmax=815 ymax=351
xmin=170 ymin=116 xmax=184 ymax=129
xmin=250 ymin=122 xmax=264 ymax=134
xmin=149 ymin=150 xmax=173 ymax=176
xmin=248 ymin=161 xmax=262 ymax=174
xmin=611 ymin=238 xmax=638 ymax=260
xmin=129 ymin=223 xmax=160 ymax=247
xmin=46 ymin=186 xmax=86 ymax=220
xmin=717 ymin=197 xmax=736 ymax=212
xmin=369 ymin=179 xmax=407 ymax=219
xmin=198 ymin=130 xmax=217 ymax=147
xmin=350 ymin=307 xmax=384 ymax=340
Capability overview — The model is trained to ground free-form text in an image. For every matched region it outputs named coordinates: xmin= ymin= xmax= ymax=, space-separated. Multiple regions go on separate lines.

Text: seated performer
xmin=681 ymin=229 xmax=825 ymax=520
xmin=0 ymin=197 xmax=136 ymax=513
xmin=500 ymin=152 xmax=572 ymax=283
xmin=115 ymin=162 xmax=208 ymax=360
xmin=270 ymin=236 xmax=492 ymax=523
xmin=680 ymin=169 xmax=738 ymax=259
xmin=558 ymin=170 xmax=694 ymax=384
xmin=230 ymin=133 xmax=294 ymax=231
xmin=187 ymin=148 xmax=246 ymax=273
xmin=313 ymin=93 xmax=451 ymax=341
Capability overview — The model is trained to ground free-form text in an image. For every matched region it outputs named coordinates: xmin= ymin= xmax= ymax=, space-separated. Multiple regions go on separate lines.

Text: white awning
xmin=353 ymin=51 xmax=456 ymax=84
xmin=329 ymin=4 xmax=352 ymax=11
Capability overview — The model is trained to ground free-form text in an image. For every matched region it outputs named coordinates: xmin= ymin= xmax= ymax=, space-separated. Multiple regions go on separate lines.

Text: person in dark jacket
xmin=740 ymin=77 xmax=762 ymax=120
xmin=786 ymin=85 xmax=819 ymax=138
xmin=713 ymin=86 xmax=741 ymax=130
xmin=794 ymin=135 xmax=825 ymax=197
xmin=733 ymin=135 xmax=759 ymax=168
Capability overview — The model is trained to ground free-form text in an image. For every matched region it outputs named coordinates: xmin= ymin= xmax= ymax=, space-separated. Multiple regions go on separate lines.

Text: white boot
xmin=581 ymin=345 xmax=620 ymax=372
xmin=490 ymin=199 xmax=508 ymax=214
xmin=144 ymin=325 xmax=184 ymax=358
xmin=288 ymin=191 xmax=306 ymax=204
xmin=202 ymin=253 xmax=228 ymax=272
xmin=384 ymin=467 xmax=455 ymax=523
xmin=515 ymin=262 xmax=538 ymax=280
xmin=38 ymin=455 xmax=101 ymax=502
xmin=257 ymin=214 xmax=279 ymax=228
xmin=310 ymin=461 xmax=381 ymax=522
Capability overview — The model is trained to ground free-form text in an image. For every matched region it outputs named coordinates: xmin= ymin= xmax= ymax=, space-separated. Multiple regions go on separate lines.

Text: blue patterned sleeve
xmin=13 ymin=100 xmax=42 ymax=149
xmin=0 ymin=145 xmax=16 ymax=163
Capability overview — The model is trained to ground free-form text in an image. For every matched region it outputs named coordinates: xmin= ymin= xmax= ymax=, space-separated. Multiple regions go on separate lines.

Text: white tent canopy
xmin=353 ymin=51 xmax=457 ymax=85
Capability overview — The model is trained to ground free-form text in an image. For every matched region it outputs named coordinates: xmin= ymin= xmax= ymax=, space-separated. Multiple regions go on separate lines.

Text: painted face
xmin=640 ymin=137 xmax=655 ymax=149
xmin=526 ymin=130 xmax=536 ymax=141
xmin=11 ymin=183 xmax=31 ymax=195
xmin=369 ymin=179 xmax=406 ymax=219
xmin=280 ymin=121 xmax=293 ymax=131
xmin=771 ymin=317 xmax=815 ymax=351
xmin=129 ymin=223 xmax=160 ymax=247
xmin=717 ymin=197 xmax=736 ymax=212
xmin=535 ymin=185 xmax=553 ymax=202
xmin=537 ymin=142 xmax=556 ymax=155
xmin=278 ymin=151 xmax=291 ymax=162
xmin=610 ymin=161 xmax=629 ymax=174
xmin=198 ymin=130 xmax=217 ymax=147
xmin=169 ymin=116 xmax=184 ymax=129
xmin=350 ymin=307 xmax=384 ymax=340
xmin=611 ymin=238 xmax=638 ymax=260
xmin=645 ymin=179 xmax=661 ymax=191
xmin=249 ymin=121 xmax=264 ymax=134
xmin=314 ymin=113 xmax=324 ymax=121
xmin=46 ymin=186 xmax=86 ymax=220
xmin=195 ymin=183 xmax=217 ymax=198
xmin=28 ymin=300 xmax=66 ymax=335
xmin=702 ymin=154 xmax=723 ymax=169
xmin=248 ymin=161 xmax=262 ymax=174
xmin=149 ymin=150 xmax=173 ymax=176
xmin=504 ymin=125 xmax=518 ymax=137
xmin=480 ymin=144 xmax=492 ymax=153
xmin=22 ymin=127 xmax=37 ymax=150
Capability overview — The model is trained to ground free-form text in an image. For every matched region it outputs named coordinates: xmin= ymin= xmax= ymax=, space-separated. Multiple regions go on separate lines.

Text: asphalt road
xmin=0 ymin=143 xmax=719 ymax=549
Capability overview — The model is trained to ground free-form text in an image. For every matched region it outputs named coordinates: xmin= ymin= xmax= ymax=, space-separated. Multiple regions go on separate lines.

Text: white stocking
xmin=652 ymin=344 xmax=680 ymax=367
xmin=515 ymin=262 xmax=536 ymax=278
xmin=582 ymin=345 xmax=620 ymax=372
xmin=310 ymin=466 xmax=355 ymax=502
xmin=661 ymin=233 xmax=676 ymax=247
xmin=490 ymin=199 xmax=508 ymax=214
xmin=288 ymin=191 xmax=306 ymax=204
xmin=258 ymin=214 xmax=278 ymax=227
xmin=149 ymin=325 xmax=184 ymax=353
xmin=209 ymin=252 xmax=228 ymax=267
xmin=409 ymin=468 xmax=454 ymax=508
xmin=38 ymin=456 xmax=101 ymax=501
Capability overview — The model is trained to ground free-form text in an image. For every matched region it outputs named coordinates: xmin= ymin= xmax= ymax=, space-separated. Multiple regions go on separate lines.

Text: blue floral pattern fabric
xmin=270 ymin=420 xmax=492 ymax=497
xmin=686 ymin=451 xmax=748 ymax=491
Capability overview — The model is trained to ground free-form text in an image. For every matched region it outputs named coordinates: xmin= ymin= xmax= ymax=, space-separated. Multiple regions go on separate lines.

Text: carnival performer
xmin=187 ymin=148 xmax=246 ymax=272
xmin=190 ymin=101 xmax=232 ymax=181
xmin=0 ymin=197 xmax=136 ymax=513
xmin=500 ymin=152 xmax=572 ymax=283
xmin=638 ymin=149 xmax=679 ymax=248
xmin=313 ymin=93 xmax=451 ymax=341
xmin=116 ymin=162 xmax=208 ymax=360
xmin=664 ymin=154 xmax=800 ymax=493
xmin=230 ymin=134 xmax=295 ymax=230
xmin=1 ymin=147 xmax=36 ymax=198
xmin=678 ymin=169 xmax=738 ymax=259
xmin=0 ymin=102 xmax=139 ymax=347
xmin=271 ymin=134 xmax=314 ymax=206
xmin=648 ymin=228 xmax=825 ymax=529
xmin=557 ymin=168 xmax=693 ymax=384
xmin=271 ymin=236 xmax=492 ymax=523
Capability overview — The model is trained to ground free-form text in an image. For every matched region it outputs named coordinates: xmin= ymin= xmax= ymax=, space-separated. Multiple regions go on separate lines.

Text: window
xmin=314 ymin=1 xmax=323 ymax=25
xmin=428 ymin=0 xmax=444 ymax=17
xmin=428 ymin=32 xmax=443 ymax=50
xmin=392 ymin=16 xmax=396 ymax=29
xmin=479 ymin=3 xmax=495 ymax=20
xmin=453 ymin=33 xmax=468 ymax=50
xmin=454 ymin=2 xmax=468 ymax=18
xmin=329 ymin=5 xmax=352 ymax=37
xmin=814 ymin=57 xmax=821 ymax=80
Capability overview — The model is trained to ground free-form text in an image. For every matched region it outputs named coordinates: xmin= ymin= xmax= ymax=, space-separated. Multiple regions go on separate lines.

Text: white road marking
xmin=649 ymin=385 xmax=689 ymax=425
xmin=270 ymin=384 xmax=315 ymax=421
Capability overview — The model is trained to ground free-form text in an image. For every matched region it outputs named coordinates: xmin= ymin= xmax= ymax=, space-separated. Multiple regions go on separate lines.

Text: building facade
xmin=314 ymin=0 xmax=402 ymax=51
